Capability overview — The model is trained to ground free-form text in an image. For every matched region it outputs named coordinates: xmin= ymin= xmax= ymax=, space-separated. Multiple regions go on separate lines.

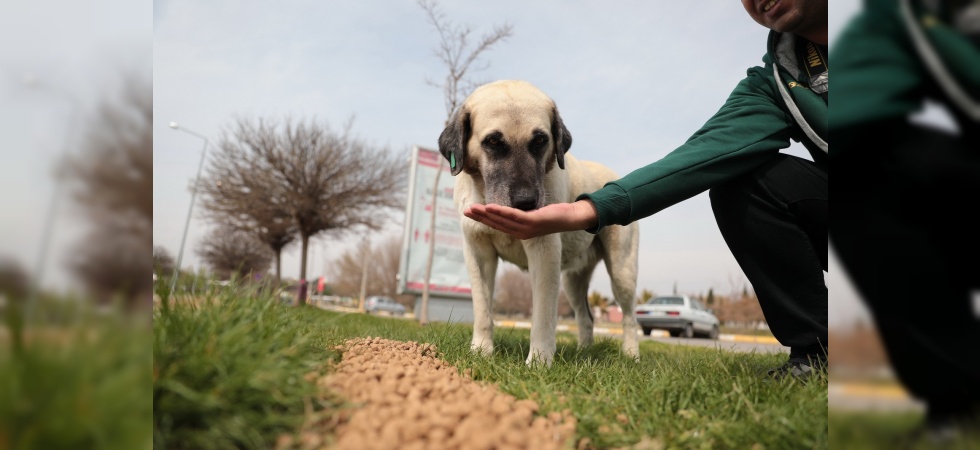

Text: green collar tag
xmin=450 ymin=153 xmax=457 ymax=170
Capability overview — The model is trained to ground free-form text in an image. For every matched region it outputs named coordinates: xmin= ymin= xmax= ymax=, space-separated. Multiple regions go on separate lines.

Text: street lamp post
xmin=22 ymin=75 xmax=80 ymax=320
xmin=168 ymin=121 xmax=210 ymax=296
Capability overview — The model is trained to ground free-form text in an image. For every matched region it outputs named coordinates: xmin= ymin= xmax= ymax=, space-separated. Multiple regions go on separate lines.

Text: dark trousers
xmin=832 ymin=120 xmax=980 ymax=416
xmin=710 ymin=153 xmax=828 ymax=360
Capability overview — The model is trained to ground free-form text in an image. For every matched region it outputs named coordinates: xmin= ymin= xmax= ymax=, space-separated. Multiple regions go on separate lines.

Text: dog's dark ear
xmin=438 ymin=108 xmax=471 ymax=176
xmin=551 ymin=106 xmax=572 ymax=170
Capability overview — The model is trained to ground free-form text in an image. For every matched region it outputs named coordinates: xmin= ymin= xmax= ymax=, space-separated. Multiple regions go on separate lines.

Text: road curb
xmin=494 ymin=320 xmax=780 ymax=345
xmin=830 ymin=382 xmax=911 ymax=400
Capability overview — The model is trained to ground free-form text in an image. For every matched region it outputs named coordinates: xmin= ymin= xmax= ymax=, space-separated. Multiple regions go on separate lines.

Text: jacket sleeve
xmin=577 ymin=69 xmax=796 ymax=233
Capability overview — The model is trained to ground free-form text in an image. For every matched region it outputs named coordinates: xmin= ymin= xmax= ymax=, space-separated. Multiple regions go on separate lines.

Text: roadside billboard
xmin=397 ymin=146 xmax=472 ymax=299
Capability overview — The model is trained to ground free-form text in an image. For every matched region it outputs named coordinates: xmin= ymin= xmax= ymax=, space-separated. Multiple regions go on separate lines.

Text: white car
xmin=634 ymin=295 xmax=720 ymax=339
xmin=364 ymin=295 xmax=407 ymax=316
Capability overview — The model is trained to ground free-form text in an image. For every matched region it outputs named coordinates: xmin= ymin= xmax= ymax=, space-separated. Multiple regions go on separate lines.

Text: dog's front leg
xmin=462 ymin=236 xmax=498 ymax=356
xmin=523 ymin=234 xmax=562 ymax=367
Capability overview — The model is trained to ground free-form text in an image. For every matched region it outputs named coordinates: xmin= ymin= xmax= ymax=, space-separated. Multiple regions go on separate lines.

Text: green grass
xmin=0 ymin=301 xmax=152 ymax=450
xmin=829 ymin=411 xmax=980 ymax=450
xmin=153 ymin=289 xmax=335 ymax=450
xmin=154 ymin=287 xmax=827 ymax=450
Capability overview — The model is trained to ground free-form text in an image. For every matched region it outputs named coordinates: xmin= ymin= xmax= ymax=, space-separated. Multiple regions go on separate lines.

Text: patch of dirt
xmin=283 ymin=337 xmax=577 ymax=450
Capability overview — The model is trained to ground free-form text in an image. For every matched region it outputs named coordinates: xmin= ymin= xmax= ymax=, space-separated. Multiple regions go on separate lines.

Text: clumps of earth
xmin=281 ymin=337 xmax=578 ymax=450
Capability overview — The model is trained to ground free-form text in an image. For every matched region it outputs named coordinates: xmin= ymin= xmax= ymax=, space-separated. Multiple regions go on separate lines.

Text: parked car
xmin=634 ymin=295 xmax=720 ymax=339
xmin=364 ymin=295 xmax=407 ymax=316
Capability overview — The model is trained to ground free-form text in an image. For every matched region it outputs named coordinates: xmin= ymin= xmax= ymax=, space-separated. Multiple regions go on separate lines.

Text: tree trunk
xmin=298 ymin=233 xmax=309 ymax=306
xmin=274 ymin=248 xmax=282 ymax=286
xmin=420 ymin=158 xmax=444 ymax=326
xmin=358 ymin=239 xmax=369 ymax=312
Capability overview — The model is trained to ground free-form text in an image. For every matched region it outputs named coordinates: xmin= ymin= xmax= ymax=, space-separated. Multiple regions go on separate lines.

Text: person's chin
xmin=770 ymin=16 xmax=803 ymax=34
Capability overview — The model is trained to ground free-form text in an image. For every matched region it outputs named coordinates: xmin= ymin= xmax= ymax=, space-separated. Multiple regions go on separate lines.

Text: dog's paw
xmin=470 ymin=339 xmax=494 ymax=357
xmin=621 ymin=327 xmax=640 ymax=360
xmin=525 ymin=349 xmax=555 ymax=368
xmin=621 ymin=340 xmax=641 ymax=360
xmin=623 ymin=345 xmax=641 ymax=361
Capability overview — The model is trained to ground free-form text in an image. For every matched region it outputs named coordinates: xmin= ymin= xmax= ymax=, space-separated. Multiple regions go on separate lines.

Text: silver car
xmin=634 ymin=295 xmax=720 ymax=339
xmin=364 ymin=295 xmax=406 ymax=316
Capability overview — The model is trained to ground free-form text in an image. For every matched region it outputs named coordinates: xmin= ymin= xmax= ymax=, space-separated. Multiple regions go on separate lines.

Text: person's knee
xmin=709 ymin=176 xmax=755 ymax=220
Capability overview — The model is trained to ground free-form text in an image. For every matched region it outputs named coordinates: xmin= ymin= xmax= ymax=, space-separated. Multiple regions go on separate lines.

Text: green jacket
xmin=831 ymin=0 xmax=980 ymax=139
xmin=579 ymin=31 xmax=828 ymax=233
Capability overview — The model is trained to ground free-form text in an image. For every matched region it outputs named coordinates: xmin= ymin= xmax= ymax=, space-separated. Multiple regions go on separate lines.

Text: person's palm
xmin=463 ymin=200 xmax=597 ymax=239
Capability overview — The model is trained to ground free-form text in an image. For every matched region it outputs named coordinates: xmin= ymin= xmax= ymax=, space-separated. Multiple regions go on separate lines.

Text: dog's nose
xmin=511 ymin=192 xmax=538 ymax=211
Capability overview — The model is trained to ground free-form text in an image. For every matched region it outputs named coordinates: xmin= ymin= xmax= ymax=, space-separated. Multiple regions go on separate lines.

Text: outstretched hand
xmin=463 ymin=200 xmax=599 ymax=240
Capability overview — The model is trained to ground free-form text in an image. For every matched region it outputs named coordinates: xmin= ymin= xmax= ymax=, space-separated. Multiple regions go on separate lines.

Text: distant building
xmin=606 ymin=305 xmax=623 ymax=323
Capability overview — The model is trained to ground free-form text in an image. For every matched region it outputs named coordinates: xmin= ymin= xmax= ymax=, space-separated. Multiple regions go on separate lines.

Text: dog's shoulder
xmin=564 ymin=155 xmax=621 ymax=194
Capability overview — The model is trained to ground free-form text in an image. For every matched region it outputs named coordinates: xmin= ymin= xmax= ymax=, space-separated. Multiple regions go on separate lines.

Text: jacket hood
xmin=764 ymin=30 xmax=829 ymax=154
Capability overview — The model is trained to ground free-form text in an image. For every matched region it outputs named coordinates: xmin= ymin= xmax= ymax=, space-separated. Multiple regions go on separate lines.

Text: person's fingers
xmin=465 ymin=206 xmax=524 ymax=235
xmin=468 ymin=204 xmax=529 ymax=230
xmin=466 ymin=203 xmax=556 ymax=239
xmin=483 ymin=204 xmax=530 ymax=224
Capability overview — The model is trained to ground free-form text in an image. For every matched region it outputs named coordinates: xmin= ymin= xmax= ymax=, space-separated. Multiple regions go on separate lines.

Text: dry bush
xmin=61 ymin=76 xmax=151 ymax=307
xmin=200 ymin=116 xmax=406 ymax=304
xmin=828 ymin=322 xmax=891 ymax=378
xmin=326 ymin=235 xmax=413 ymax=308
xmin=494 ymin=268 xmax=532 ymax=317
xmin=711 ymin=290 xmax=766 ymax=328
xmin=195 ymin=226 xmax=273 ymax=281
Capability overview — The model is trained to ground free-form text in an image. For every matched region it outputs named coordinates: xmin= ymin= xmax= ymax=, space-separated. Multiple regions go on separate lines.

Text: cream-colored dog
xmin=438 ymin=80 xmax=640 ymax=366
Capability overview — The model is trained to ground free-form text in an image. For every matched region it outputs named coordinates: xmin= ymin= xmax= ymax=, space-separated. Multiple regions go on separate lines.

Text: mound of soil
xmin=285 ymin=337 xmax=577 ymax=450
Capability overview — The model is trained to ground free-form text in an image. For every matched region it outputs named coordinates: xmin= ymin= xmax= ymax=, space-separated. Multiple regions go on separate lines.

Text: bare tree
xmin=196 ymin=118 xmax=299 ymax=284
xmin=704 ymin=288 xmax=715 ymax=307
xmin=203 ymin=117 xmax=405 ymax=305
xmin=195 ymin=226 xmax=272 ymax=281
xmin=326 ymin=234 xmax=413 ymax=308
xmin=0 ymin=258 xmax=29 ymax=354
xmin=0 ymin=258 xmax=29 ymax=301
xmin=588 ymin=291 xmax=611 ymax=321
xmin=637 ymin=288 xmax=656 ymax=304
xmin=61 ymin=76 xmax=152 ymax=308
xmin=417 ymin=0 xmax=513 ymax=325
xmin=712 ymin=288 xmax=765 ymax=328
xmin=153 ymin=246 xmax=175 ymax=279
xmin=494 ymin=267 xmax=532 ymax=317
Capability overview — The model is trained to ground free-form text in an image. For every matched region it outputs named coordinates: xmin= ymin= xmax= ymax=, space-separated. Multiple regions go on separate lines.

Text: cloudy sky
xmin=1 ymin=0 xmax=870 ymax=327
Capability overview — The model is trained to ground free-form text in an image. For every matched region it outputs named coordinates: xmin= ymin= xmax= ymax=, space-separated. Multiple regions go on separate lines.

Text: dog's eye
xmin=528 ymin=134 xmax=548 ymax=154
xmin=483 ymin=134 xmax=503 ymax=148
